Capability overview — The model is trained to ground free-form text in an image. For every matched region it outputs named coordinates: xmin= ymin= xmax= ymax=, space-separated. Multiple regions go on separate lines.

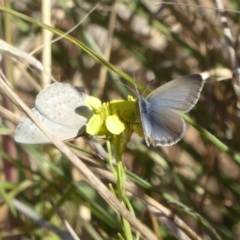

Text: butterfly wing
xmin=139 ymin=99 xmax=185 ymax=146
xmin=15 ymin=83 xmax=92 ymax=144
xmin=14 ymin=108 xmax=86 ymax=144
xmin=36 ymin=83 xmax=92 ymax=128
xmin=138 ymin=74 xmax=203 ymax=146
xmin=146 ymin=74 xmax=203 ymax=113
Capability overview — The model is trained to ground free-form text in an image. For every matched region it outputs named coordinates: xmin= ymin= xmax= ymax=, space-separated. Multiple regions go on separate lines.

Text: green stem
xmin=114 ymin=134 xmax=122 ymax=163
xmin=111 ymin=134 xmax=133 ymax=240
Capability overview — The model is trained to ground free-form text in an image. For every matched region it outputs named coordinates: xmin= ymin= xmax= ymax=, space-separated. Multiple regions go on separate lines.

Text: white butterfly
xmin=14 ymin=83 xmax=92 ymax=144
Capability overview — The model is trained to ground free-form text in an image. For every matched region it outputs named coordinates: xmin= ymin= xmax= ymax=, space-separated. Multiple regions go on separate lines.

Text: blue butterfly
xmin=135 ymin=74 xmax=204 ymax=146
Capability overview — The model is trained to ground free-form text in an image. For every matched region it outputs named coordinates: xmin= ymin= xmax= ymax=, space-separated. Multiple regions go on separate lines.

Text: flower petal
xmin=106 ymin=115 xmax=125 ymax=135
xmin=86 ymin=114 xmax=104 ymax=135
xmin=86 ymin=96 xmax=102 ymax=111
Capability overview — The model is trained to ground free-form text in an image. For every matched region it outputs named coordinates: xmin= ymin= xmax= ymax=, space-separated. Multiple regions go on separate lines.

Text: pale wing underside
xmin=138 ymin=74 xmax=203 ymax=146
xmin=147 ymin=74 xmax=203 ymax=113
xmin=36 ymin=83 xmax=90 ymax=128
xmin=14 ymin=108 xmax=85 ymax=144
xmin=140 ymin=107 xmax=185 ymax=147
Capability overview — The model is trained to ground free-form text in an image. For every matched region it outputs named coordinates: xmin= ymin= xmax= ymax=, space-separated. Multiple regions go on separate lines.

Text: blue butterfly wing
xmin=147 ymin=74 xmax=203 ymax=113
xmin=140 ymin=102 xmax=185 ymax=146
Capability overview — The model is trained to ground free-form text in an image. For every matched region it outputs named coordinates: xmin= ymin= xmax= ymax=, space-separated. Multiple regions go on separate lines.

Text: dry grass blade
xmin=0 ymin=105 xmax=20 ymax=125
xmin=98 ymin=3 xmax=117 ymax=97
xmin=0 ymin=78 xmax=157 ymax=240
xmin=146 ymin=204 xmax=200 ymax=240
xmin=10 ymin=198 xmax=74 ymax=240
xmin=1 ymin=1 xmax=240 ymax=238
xmin=161 ymin=1 xmax=240 ymax=14
xmin=215 ymin=0 xmax=236 ymax=70
xmin=30 ymin=3 xmax=99 ymax=56
xmin=146 ymin=208 xmax=192 ymax=240
xmin=214 ymin=0 xmax=240 ymax=106
xmin=41 ymin=0 xmax=52 ymax=88
xmin=47 ymin=195 xmax=81 ymax=240
xmin=80 ymin=143 xmax=223 ymax=240
xmin=81 ymin=157 xmax=213 ymax=240
xmin=0 ymin=39 xmax=55 ymax=83
xmin=200 ymin=68 xmax=232 ymax=81
xmin=232 ymin=68 xmax=240 ymax=108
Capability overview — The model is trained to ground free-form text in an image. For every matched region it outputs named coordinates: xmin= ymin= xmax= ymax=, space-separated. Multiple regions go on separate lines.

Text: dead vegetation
xmin=0 ymin=0 xmax=240 ymax=239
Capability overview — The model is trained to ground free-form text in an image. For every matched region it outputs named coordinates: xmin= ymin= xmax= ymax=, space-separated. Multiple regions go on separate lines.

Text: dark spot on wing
xmin=75 ymin=106 xmax=93 ymax=119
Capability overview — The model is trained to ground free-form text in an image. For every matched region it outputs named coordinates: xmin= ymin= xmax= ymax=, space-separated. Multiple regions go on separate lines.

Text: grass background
xmin=0 ymin=0 xmax=240 ymax=239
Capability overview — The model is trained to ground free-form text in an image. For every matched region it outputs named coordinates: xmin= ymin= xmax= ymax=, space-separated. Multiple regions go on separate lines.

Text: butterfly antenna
xmin=133 ymin=71 xmax=155 ymax=97
xmin=133 ymin=72 xmax=141 ymax=97
xmin=142 ymin=79 xmax=154 ymax=96
xmin=113 ymin=77 xmax=136 ymax=95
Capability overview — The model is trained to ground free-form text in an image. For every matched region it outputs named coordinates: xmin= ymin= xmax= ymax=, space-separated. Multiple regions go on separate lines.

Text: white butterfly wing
xmin=36 ymin=83 xmax=91 ymax=128
xmin=147 ymin=74 xmax=203 ymax=113
xmin=15 ymin=83 xmax=92 ymax=144
xmin=14 ymin=108 xmax=86 ymax=144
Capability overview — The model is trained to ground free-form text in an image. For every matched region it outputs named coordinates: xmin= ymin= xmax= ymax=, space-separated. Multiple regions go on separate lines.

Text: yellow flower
xmin=86 ymin=95 xmax=138 ymax=136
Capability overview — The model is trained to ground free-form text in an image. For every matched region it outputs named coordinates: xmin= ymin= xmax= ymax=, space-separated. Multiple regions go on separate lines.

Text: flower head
xmin=86 ymin=95 xmax=142 ymax=138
